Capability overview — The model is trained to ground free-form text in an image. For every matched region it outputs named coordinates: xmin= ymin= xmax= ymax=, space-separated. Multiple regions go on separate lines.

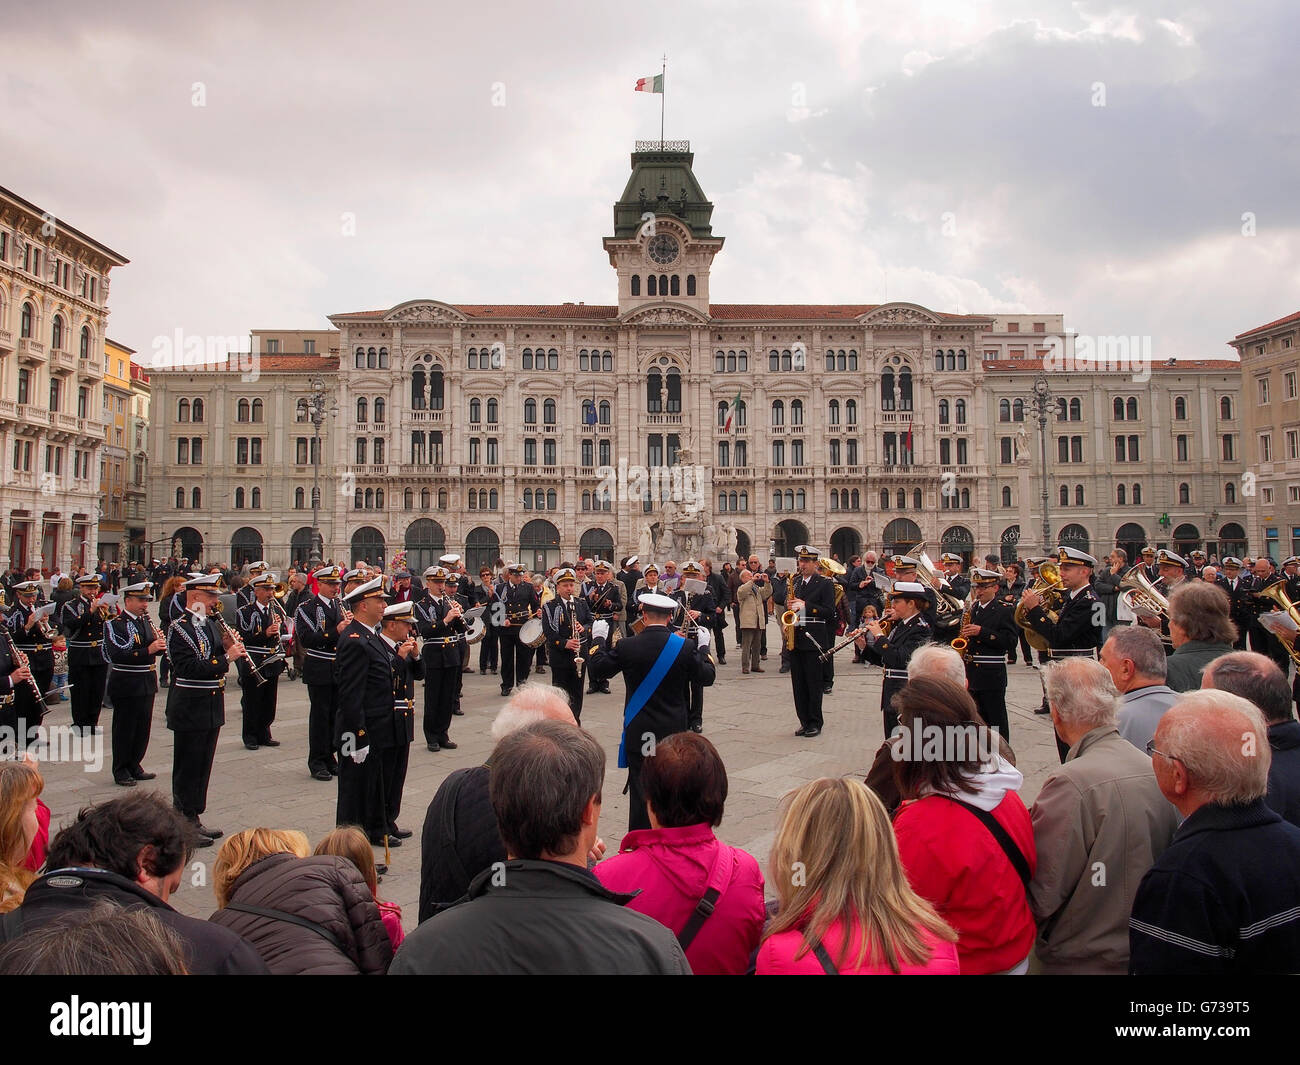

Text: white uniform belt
xmin=424 ymin=636 xmax=461 ymax=646
xmin=175 ymin=678 xmax=224 ymax=690
xmin=970 ymin=655 xmax=1008 ymax=664
xmin=1047 ymin=648 xmax=1097 ymax=658
xmin=393 ymin=699 xmax=414 ymax=709
xmin=113 ymin=664 xmax=155 ymax=673
xmin=15 ymin=643 xmax=49 ymax=653
xmin=246 ymin=645 xmax=279 ymax=656
xmin=884 ymin=668 xmax=910 ymax=680
xmin=68 ymin=640 xmax=102 ymax=648
xmin=305 ymin=649 xmax=336 ymax=660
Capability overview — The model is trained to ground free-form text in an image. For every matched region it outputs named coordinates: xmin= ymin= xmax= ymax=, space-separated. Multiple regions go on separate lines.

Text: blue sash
xmin=618 ymin=632 xmax=687 ymax=768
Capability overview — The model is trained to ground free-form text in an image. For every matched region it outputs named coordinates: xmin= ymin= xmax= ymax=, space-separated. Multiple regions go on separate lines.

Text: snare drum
xmin=465 ymin=616 xmax=487 ymax=645
xmin=519 ymin=617 xmax=545 ymax=648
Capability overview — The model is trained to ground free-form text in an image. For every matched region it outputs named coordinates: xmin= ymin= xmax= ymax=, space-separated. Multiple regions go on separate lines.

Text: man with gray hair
xmin=1029 ymin=658 xmax=1180 ymax=973
xmin=1130 ymin=691 xmax=1300 ymax=973
xmin=905 ymin=643 xmax=967 ymax=690
xmin=1164 ymin=581 xmax=1237 ymax=692
xmin=1202 ymin=652 xmax=1300 ymax=828
xmin=416 ymin=684 xmax=578 ymax=922
xmin=1100 ymin=625 xmax=1177 ymax=753
xmin=393 ymin=720 xmax=690 ymax=974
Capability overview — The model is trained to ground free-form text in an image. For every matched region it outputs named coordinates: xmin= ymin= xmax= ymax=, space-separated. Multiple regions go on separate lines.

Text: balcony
xmin=826 ymin=466 xmax=865 ymax=478
xmin=17 ymin=337 xmax=45 ymax=365
xmin=50 ymin=349 xmax=75 ymax=374
xmin=713 ymin=467 xmax=755 ymax=481
xmin=644 ymin=413 xmax=683 ymax=425
xmin=396 ymin=463 xmax=450 ymax=476
xmin=0 ymin=329 xmax=13 ymax=354
xmin=769 ymin=424 xmax=786 ymax=435
xmin=15 ymin=404 xmax=50 ymax=431
xmin=0 ymin=398 xmax=15 ymax=425
xmin=78 ymin=356 xmax=104 ymax=380
xmin=49 ymin=412 xmax=79 ymax=441
xmin=408 ymin=410 xmax=445 ymax=424
xmin=76 ymin=418 xmax=107 ymax=442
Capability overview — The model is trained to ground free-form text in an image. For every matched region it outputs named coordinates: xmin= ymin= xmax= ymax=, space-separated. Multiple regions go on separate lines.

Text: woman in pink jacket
xmin=758 ymin=776 xmax=959 ymax=974
xmin=595 ymin=732 xmax=765 ymax=974
xmin=888 ymin=678 xmax=1037 ymax=975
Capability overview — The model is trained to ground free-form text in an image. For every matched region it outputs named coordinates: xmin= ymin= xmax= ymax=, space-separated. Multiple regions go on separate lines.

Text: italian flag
xmin=724 ymin=390 xmax=742 ymax=432
xmin=635 ymin=74 xmax=664 ymax=93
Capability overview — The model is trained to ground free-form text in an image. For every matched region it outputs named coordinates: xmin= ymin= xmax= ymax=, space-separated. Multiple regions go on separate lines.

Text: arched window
xmin=421 ymin=488 xmax=431 ymax=509
xmin=771 ymin=400 xmax=784 ymax=426
xmin=237 ymin=399 xmax=250 ymax=422
xmin=1059 ymin=485 xmax=1069 ymax=507
xmin=1075 ymin=485 xmax=1084 ymax=506
xmin=939 ymin=399 xmax=950 ymax=424
xmin=367 ymin=347 xmax=377 ymax=369
xmin=20 ymin=303 xmax=33 ymax=338
xmin=177 ymin=438 xmax=189 ymax=463
xmin=485 ymin=398 xmax=496 ymax=423
xmin=1001 ymin=486 xmax=1012 ymax=507
xmin=945 ymin=350 xmax=956 ymax=371
xmin=192 ymin=487 xmax=201 ymax=508
xmin=1179 ymin=482 xmax=1190 ymax=504
xmin=845 ymin=399 xmax=857 ymax=425
xmin=251 ymin=399 xmax=263 ymax=422
xmin=355 ymin=347 xmax=365 ymax=368
xmin=881 ymin=368 xmax=895 ymax=411
xmin=1125 ymin=397 xmax=1137 ymax=421
xmin=934 ymin=349 xmax=944 ymax=372
xmin=940 ymin=439 xmax=951 ymax=465
xmin=411 ymin=368 xmax=426 ymax=410
xmin=718 ymin=492 xmax=728 ymax=512
xmin=897 ymin=489 xmax=906 ymax=508
xmin=543 ymin=398 xmax=556 ymax=424
xmin=51 ymin=315 xmax=63 ymax=350
xmin=296 ymin=399 xmax=308 ymax=422
xmin=357 ymin=397 xmax=368 ymax=423
xmin=175 ymin=487 xmax=184 ymax=508
xmin=295 ymin=487 xmax=305 ymax=508
xmin=251 ymin=487 xmax=261 ymax=508
xmin=646 ymin=369 xmax=662 ymax=412
xmin=717 ymin=401 xmax=728 ymax=427
xmin=1225 ymin=482 xmax=1236 ymax=504
xmin=880 ymin=489 xmax=890 ymax=510
xmin=374 ymin=439 xmax=384 ymax=464
xmin=912 ymin=489 xmax=922 ymax=509
xmin=670 ymin=275 xmax=680 ymax=295
xmin=1012 ymin=399 xmax=1024 ymax=421
xmin=829 ymin=399 xmax=841 ymax=425
xmin=999 ymin=399 xmax=1011 ymax=421
xmin=1220 ymin=396 xmax=1232 ymax=420
xmin=729 ymin=491 xmax=738 ymax=511
xmin=957 ymin=349 xmax=967 ymax=370
xmin=378 ymin=347 xmax=389 ymax=369
xmin=178 ymin=399 xmax=190 ymax=422
xmin=364 ymin=489 xmax=374 ymax=509
xmin=1132 ymin=484 xmax=1142 ymax=505
xmin=469 ymin=398 xmax=481 ymax=423
xmin=772 ymin=490 xmax=783 ymax=511
xmin=631 ymin=275 xmax=640 ymax=296
xmin=790 ymin=399 xmax=803 ymax=426
xmin=786 ymin=490 xmax=796 ymax=510
xmin=1117 ymin=484 xmax=1126 ymax=505
xmin=80 ymin=326 xmax=91 ymax=358
xmin=376 ymin=488 xmax=385 ymax=509
xmin=1175 ymin=396 xmax=1187 ymax=419
xmin=192 ymin=399 xmax=204 ymax=423
xmin=899 ymin=368 xmax=913 ymax=411
xmin=1128 ymin=435 xmax=1139 ymax=461
xmin=666 ymin=368 xmax=682 ymax=413
xmin=687 ymin=275 xmax=696 ymax=296
xmin=647 ymin=275 xmax=658 ymax=296
xmin=598 ymin=400 xmax=610 ymax=425
xmin=429 ymin=370 xmax=444 ymax=410
xmin=235 ymin=487 xmax=245 ymax=508
xmin=356 ymin=439 xmax=366 ymax=464
xmin=1056 ymin=397 xmax=1068 ymax=420
xmin=1115 ymin=437 xmax=1126 ymax=462
xmin=1114 ymin=397 xmax=1124 ymax=420
xmin=354 ymin=488 xmax=362 ymax=509
xmin=1066 ymin=398 xmax=1079 ymax=420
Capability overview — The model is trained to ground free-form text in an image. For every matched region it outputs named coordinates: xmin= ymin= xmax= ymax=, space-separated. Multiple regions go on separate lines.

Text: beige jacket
xmin=734 ymin=578 xmax=773 ymax=629
xmin=1028 ymin=726 xmax=1180 ymax=974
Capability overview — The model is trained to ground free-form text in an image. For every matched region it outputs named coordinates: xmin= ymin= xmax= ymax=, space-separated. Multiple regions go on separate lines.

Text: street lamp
xmin=1027 ymin=375 xmax=1058 ymax=555
xmin=306 ymin=376 xmax=335 ymax=568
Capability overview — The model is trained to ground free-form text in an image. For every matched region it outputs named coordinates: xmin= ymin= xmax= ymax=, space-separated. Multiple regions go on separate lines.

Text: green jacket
xmin=1164 ymin=640 xmax=1234 ymax=692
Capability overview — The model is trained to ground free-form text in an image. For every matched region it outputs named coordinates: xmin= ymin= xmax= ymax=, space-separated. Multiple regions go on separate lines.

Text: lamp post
xmin=1027 ymin=376 xmax=1057 ymax=555
xmin=307 ymin=376 xmax=334 ymax=568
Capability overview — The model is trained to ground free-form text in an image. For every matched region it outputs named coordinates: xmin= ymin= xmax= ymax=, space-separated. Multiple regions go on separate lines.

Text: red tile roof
xmin=148 ymin=354 xmax=336 ymax=374
xmin=982 ymin=358 xmax=1239 ymax=372
xmin=330 ymin=303 xmax=990 ymax=323
xmin=1234 ymin=310 xmax=1300 ymax=340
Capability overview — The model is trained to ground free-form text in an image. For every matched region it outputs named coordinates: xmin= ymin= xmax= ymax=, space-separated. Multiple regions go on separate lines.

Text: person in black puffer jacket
xmin=208 ymin=828 xmax=392 ymax=975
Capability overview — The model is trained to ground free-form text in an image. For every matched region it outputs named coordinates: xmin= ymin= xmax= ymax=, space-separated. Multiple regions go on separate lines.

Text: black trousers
xmin=497 ymin=629 xmax=530 ymax=691
xmin=382 ymin=740 xmax=411 ymax=829
xmin=239 ymin=671 xmax=278 ymax=744
xmin=971 ymin=687 xmax=1009 ymax=741
xmin=336 ymin=748 xmax=387 ymax=840
xmin=423 ymin=664 xmax=458 ymax=744
xmin=109 ymin=686 xmax=155 ymax=781
xmin=1250 ymin=624 xmax=1291 ymax=675
xmin=479 ymin=627 xmax=499 ymax=671
xmin=687 ymin=678 xmax=705 ymax=730
xmin=551 ymin=659 xmax=585 ymax=723
xmin=790 ymin=647 xmax=825 ymax=730
xmin=172 ymin=727 xmax=220 ymax=819
xmin=626 ymin=752 xmax=651 ymax=832
xmin=713 ymin=615 xmax=726 ymax=660
xmin=69 ymin=662 xmax=107 ymax=728
xmin=307 ymin=683 xmax=339 ymax=773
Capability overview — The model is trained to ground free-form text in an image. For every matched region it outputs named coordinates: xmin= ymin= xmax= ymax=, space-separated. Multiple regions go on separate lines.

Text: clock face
xmin=646 ymin=233 xmax=680 ymax=265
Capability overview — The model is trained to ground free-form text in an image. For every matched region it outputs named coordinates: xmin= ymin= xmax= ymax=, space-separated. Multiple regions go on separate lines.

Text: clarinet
xmin=1 ymin=620 xmax=48 ymax=709
xmin=569 ymin=597 xmax=587 ymax=678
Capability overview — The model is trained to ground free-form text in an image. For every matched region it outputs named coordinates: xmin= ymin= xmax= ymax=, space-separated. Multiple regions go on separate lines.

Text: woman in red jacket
xmin=758 ymin=777 xmax=959 ymax=974
xmin=596 ymin=732 xmax=765 ymax=974
xmin=889 ymin=677 xmax=1037 ymax=974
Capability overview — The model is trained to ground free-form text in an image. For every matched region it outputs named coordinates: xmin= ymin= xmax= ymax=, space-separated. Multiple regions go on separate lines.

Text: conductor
xmin=586 ymin=592 xmax=715 ymax=832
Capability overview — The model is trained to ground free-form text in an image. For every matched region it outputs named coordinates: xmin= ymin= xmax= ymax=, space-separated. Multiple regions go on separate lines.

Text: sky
xmin=5 ymin=0 xmax=1297 ymax=362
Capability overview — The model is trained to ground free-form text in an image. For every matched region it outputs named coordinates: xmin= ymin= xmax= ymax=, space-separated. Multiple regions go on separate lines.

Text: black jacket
xmin=416 ymin=592 xmax=467 ymax=669
xmin=1022 ymin=584 xmax=1102 ymax=654
xmin=295 ymin=593 xmax=342 ymax=686
xmin=962 ymin=598 xmax=1018 ymax=692
xmin=334 ymin=620 xmax=395 ymax=751
xmin=392 ymin=859 xmax=690 ymax=974
xmin=772 ymin=572 xmax=838 ymax=650
xmin=873 ymin=612 xmax=932 ymax=709
xmin=1130 ymin=799 xmax=1300 ymax=974
xmin=59 ymin=595 xmax=106 ymax=669
xmin=417 ymin=764 xmax=503 ymax=923
xmin=101 ymin=609 xmax=161 ymax=697
xmin=165 ymin=611 xmax=228 ymax=731
xmin=541 ymin=595 xmax=594 ymax=667
xmin=1267 ymin=719 xmax=1300 ymax=829
xmin=490 ymin=580 xmax=539 ymax=629
xmin=585 ymin=579 xmax=626 ymax=624
xmin=5 ymin=868 xmax=268 ymax=975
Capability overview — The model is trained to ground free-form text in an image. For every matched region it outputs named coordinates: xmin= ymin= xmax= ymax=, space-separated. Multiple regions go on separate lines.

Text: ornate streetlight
xmin=1027 ymin=375 xmax=1058 ymax=555
xmin=306 ymin=376 xmax=336 ymax=568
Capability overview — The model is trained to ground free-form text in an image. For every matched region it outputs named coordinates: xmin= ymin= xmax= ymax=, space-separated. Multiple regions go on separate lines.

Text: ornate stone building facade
xmin=0 ymin=185 xmax=126 ymax=573
xmin=146 ymin=143 xmax=1247 ymax=571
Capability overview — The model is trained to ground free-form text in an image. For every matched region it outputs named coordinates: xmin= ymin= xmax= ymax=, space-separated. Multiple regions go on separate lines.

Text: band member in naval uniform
xmin=166 ymin=573 xmax=245 ymax=847
xmin=585 ymin=559 xmax=625 ymax=695
xmin=8 ymin=581 xmax=55 ymax=743
xmin=415 ymin=566 xmax=464 ymax=752
xmin=491 ymin=563 xmax=540 ymax=697
xmin=772 ymin=546 xmax=838 ymax=738
xmin=334 ymin=575 xmax=396 ymax=848
xmin=940 ymin=552 xmax=971 ymax=602
xmin=859 ymin=582 xmax=933 ymax=736
xmin=59 ymin=573 xmax=111 ymax=734
xmin=586 ymin=591 xmax=715 ymax=832
xmin=671 ymin=561 xmax=716 ymax=734
xmin=379 ymin=600 xmax=422 ymax=844
xmin=101 ymin=580 xmax=165 ymax=786
xmin=1018 ymin=546 xmax=1104 ymax=761
xmin=541 ymin=567 xmax=593 ymax=723
xmin=236 ymin=560 xmax=270 ymax=610
xmin=1220 ymin=557 xmax=1255 ymax=651
xmin=1137 ymin=549 xmax=1189 ymax=656
xmin=296 ymin=565 xmax=346 ymax=781
xmin=235 ymin=572 xmax=287 ymax=750
xmin=960 ymin=568 xmax=1019 ymax=741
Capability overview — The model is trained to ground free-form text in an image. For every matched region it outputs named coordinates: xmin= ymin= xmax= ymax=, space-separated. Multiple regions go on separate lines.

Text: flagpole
xmin=660 ymin=54 xmax=666 ymax=148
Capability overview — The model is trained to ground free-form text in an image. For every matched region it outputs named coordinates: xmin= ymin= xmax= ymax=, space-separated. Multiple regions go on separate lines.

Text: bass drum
xmin=464 ymin=616 xmax=486 ymax=645
xmin=519 ymin=617 xmax=546 ymax=648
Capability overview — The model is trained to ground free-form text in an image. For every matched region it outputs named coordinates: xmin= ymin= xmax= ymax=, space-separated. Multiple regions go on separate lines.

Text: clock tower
xmin=603 ymin=140 xmax=723 ymax=316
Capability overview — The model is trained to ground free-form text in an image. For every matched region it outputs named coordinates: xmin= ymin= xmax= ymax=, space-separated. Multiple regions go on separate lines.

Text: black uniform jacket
xmin=490 ymin=581 xmax=540 ymax=629
xmin=59 ymin=596 xmax=107 ymax=669
xmin=386 ymin=636 xmax=424 ymax=745
xmin=962 ymin=598 xmax=1018 ymax=692
xmin=334 ymin=620 xmax=397 ymax=751
xmin=416 ymin=593 xmax=468 ymax=668
xmin=541 ymin=595 xmax=594 ymax=667
xmin=236 ymin=600 xmax=287 ymax=682
xmin=875 ymin=612 xmax=932 ymax=706
xmin=772 ymin=572 xmax=838 ymax=650
xmin=1022 ymin=584 xmax=1103 ymax=653
xmin=586 ymin=579 xmax=626 ymax=625
xmin=165 ymin=611 xmax=228 ymax=731
xmin=588 ymin=625 xmax=715 ymax=749
xmin=101 ymin=609 xmax=161 ymax=696
xmin=295 ymin=593 xmax=343 ymax=685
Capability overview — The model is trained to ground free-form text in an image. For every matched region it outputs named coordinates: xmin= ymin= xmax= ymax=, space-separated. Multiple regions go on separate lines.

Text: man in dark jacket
xmin=1130 ymin=692 xmax=1300 ymax=973
xmin=1093 ymin=548 xmax=1128 ymax=636
xmin=0 ymin=792 xmax=267 ymax=975
xmin=394 ymin=719 xmax=689 ymax=973
xmin=1202 ymin=652 xmax=1300 ymax=829
xmin=860 ymin=582 xmax=933 ymax=736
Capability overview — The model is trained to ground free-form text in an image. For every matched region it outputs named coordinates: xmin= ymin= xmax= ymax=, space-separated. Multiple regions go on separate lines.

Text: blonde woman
xmin=758 ymin=777 xmax=959 ymax=974
xmin=208 ymin=828 xmax=392 ymax=974
xmin=0 ymin=761 xmax=44 ymax=913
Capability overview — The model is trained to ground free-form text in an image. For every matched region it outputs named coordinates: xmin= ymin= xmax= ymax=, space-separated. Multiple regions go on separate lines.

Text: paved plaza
xmin=34 ymin=639 xmax=1066 ymax=924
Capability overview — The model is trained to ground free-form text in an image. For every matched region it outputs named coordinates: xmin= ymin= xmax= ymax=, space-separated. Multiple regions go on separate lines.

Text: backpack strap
xmin=811 ymin=940 xmax=839 ymax=975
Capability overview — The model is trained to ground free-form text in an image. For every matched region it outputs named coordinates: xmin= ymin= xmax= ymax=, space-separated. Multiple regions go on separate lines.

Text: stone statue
xmin=1015 ymin=424 xmax=1030 ymax=461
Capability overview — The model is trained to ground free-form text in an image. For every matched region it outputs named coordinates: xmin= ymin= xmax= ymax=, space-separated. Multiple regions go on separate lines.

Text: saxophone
xmin=951 ymin=596 xmax=973 ymax=661
xmin=781 ymin=574 xmax=798 ymax=652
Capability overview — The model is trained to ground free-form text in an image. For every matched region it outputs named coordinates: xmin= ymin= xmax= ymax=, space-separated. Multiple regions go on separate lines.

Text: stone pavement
xmin=32 ymin=641 xmax=1064 ymax=926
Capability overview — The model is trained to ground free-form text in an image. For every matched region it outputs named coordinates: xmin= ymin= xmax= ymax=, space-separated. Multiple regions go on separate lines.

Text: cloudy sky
xmin=6 ymin=0 xmax=1296 ymax=361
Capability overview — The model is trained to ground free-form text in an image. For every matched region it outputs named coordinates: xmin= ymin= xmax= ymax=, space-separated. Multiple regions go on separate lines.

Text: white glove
xmin=695 ymin=629 xmax=712 ymax=651
xmin=352 ymin=745 xmax=370 ymax=765
xmin=591 ymin=620 xmax=610 ymax=642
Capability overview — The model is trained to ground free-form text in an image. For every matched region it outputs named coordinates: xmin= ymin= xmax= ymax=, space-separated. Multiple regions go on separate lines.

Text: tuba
xmin=916 ymin=547 xmax=964 ymax=625
xmin=1255 ymin=580 xmax=1300 ymax=668
xmin=1120 ymin=567 xmax=1171 ymax=623
xmin=1014 ymin=560 xmax=1065 ymax=652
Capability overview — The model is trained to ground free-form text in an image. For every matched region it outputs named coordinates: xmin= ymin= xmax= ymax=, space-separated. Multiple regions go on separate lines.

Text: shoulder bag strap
xmin=676 ymin=844 xmax=734 ymax=953
xmin=223 ymin=901 xmax=346 ymax=951
xmin=811 ymin=940 xmax=839 ymax=975
xmin=940 ymin=796 xmax=1032 ymax=889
